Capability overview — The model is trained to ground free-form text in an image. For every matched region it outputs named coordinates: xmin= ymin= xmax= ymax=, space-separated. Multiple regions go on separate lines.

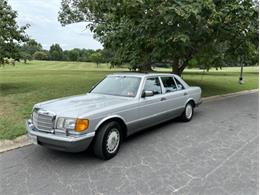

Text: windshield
xmin=91 ymin=76 xmax=141 ymax=97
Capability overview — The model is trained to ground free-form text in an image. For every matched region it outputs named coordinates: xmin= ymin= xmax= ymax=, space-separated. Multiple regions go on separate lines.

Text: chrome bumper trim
xmin=26 ymin=119 xmax=95 ymax=143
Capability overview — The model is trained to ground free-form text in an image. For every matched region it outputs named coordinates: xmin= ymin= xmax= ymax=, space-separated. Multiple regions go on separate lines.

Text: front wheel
xmin=93 ymin=121 xmax=122 ymax=160
xmin=181 ymin=102 xmax=194 ymax=122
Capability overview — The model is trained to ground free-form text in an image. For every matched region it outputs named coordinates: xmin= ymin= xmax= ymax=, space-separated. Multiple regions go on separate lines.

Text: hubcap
xmin=185 ymin=104 xmax=193 ymax=119
xmin=106 ymin=128 xmax=120 ymax=153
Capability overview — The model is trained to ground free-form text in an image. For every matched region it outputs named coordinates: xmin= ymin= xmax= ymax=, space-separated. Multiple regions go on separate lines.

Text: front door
xmin=137 ymin=77 xmax=167 ymax=129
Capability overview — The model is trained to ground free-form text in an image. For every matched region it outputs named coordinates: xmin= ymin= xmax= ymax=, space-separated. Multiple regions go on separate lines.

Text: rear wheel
xmin=93 ymin=121 xmax=122 ymax=160
xmin=181 ymin=102 xmax=194 ymax=122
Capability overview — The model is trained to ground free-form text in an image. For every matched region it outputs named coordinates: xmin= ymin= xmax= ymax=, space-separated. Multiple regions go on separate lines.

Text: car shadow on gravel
xmin=37 ymin=146 xmax=99 ymax=163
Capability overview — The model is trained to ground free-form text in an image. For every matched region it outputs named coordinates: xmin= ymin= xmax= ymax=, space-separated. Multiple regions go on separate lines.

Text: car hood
xmin=35 ymin=93 xmax=130 ymax=118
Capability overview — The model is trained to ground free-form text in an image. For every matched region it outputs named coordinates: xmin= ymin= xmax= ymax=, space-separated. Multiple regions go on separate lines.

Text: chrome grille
xmin=32 ymin=110 xmax=55 ymax=132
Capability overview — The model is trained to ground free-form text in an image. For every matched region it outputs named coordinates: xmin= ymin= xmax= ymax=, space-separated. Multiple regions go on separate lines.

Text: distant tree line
xmin=19 ymin=40 xmax=112 ymax=66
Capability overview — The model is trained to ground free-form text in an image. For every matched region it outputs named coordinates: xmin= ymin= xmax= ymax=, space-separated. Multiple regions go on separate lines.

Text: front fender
xmin=94 ymin=115 xmax=127 ymax=131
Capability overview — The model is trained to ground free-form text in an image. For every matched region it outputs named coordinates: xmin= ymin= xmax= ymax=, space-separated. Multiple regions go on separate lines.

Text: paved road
xmin=0 ymin=92 xmax=258 ymax=195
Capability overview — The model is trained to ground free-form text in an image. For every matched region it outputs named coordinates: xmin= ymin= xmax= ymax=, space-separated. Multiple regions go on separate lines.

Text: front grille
xmin=32 ymin=110 xmax=55 ymax=132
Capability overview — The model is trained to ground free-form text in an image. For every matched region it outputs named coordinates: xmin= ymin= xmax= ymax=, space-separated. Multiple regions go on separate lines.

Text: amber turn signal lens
xmin=75 ymin=119 xmax=89 ymax=132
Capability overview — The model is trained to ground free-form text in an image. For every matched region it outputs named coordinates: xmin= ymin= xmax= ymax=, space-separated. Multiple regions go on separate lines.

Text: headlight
xmin=56 ymin=118 xmax=89 ymax=132
xmin=56 ymin=118 xmax=65 ymax=129
xmin=64 ymin=119 xmax=76 ymax=129
xmin=56 ymin=118 xmax=76 ymax=130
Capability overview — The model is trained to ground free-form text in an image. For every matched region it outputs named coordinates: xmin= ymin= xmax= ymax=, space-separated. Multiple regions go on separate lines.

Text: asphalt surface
xmin=0 ymin=92 xmax=258 ymax=195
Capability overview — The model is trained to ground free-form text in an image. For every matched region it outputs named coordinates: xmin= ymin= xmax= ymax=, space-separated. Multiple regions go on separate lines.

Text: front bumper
xmin=26 ymin=119 xmax=95 ymax=152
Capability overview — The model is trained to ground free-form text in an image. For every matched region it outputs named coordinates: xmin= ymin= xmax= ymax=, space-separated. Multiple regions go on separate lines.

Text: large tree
xmin=67 ymin=49 xmax=80 ymax=61
xmin=20 ymin=39 xmax=42 ymax=63
xmin=89 ymin=51 xmax=103 ymax=67
xmin=59 ymin=0 xmax=258 ymax=74
xmin=33 ymin=51 xmax=49 ymax=60
xmin=0 ymin=0 xmax=28 ymax=65
xmin=191 ymin=0 xmax=258 ymax=70
xmin=20 ymin=39 xmax=42 ymax=55
xmin=49 ymin=43 xmax=63 ymax=60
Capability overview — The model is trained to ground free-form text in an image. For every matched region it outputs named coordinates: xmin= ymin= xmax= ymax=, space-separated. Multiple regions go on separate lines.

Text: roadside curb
xmin=202 ymin=89 xmax=258 ymax=102
xmin=0 ymin=88 xmax=258 ymax=154
xmin=0 ymin=135 xmax=31 ymax=153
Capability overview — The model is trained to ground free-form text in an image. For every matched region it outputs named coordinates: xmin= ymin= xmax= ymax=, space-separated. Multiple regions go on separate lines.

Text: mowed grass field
xmin=0 ymin=60 xmax=258 ymax=139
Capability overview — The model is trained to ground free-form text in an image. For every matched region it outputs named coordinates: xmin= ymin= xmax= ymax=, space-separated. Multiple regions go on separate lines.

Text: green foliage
xmin=20 ymin=51 xmax=32 ymax=64
xmin=0 ymin=0 xmax=28 ymax=64
xmin=61 ymin=48 xmax=110 ymax=63
xmin=20 ymin=39 xmax=42 ymax=56
xmin=49 ymin=43 xmax=63 ymax=60
xmin=68 ymin=49 xmax=80 ymax=61
xmin=84 ymin=49 xmax=96 ymax=62
xmin=89 ymin=52 xmax=103 ymax=67
xmin=19 ymin=39 xmax=42 ymax=63
xmin=33 ymin=51 xmax=48 ymax=60
xmin=18 ymin=44 xmax=112 ymax=64
xmin=58 ymin=0 xmax=258 ymax=74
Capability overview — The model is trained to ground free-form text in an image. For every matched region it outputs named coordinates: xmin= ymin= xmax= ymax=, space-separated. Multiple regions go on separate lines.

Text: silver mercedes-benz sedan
xmin=26 ymin=73 xmax=202 ymax=160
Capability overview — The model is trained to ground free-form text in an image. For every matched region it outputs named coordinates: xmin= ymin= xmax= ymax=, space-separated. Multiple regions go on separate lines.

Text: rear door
xmin=160 ymin=76 xmax=187 ymax=118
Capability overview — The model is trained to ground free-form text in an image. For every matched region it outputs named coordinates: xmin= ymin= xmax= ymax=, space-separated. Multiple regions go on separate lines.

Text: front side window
xmin=91 ymin=76 xmax=141 ymax=97
xmin=143 ymin=77 xmax=162 ymax=95
xmin=161 ymin=77 xmax=177 ymax=93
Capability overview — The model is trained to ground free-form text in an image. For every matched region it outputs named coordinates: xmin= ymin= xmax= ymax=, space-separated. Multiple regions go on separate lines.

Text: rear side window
xmin=144 ymin=77 xmax=162 ymax=95
xmin=161 ymin=77 xmax=177 ymax=93
xmin=174 ymin=77 xmax=185 ymax=90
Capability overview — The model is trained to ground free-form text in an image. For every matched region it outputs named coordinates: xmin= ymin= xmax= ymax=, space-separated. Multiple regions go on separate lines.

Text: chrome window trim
xmin=159 ymin=76 xmax=178 ymax=94
xmin=141 ymin=76 xmax=163 ymax=96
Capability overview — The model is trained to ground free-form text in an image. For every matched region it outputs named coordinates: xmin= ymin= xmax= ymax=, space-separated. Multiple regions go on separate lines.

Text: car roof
xmin=109 ymin=72 xmax=178 ymax=78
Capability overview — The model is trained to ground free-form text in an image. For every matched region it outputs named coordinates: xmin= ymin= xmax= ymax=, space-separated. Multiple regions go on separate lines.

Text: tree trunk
xmin=172 ymin=66 xmax=186 ymax=76
xmin=171 ymin=58 xmax=187 ymax=76
xmin=139 ymin=63 xmax=152 ymax=72
xmin=171 ymin=57 xmax=181 ymax=75
xmin=172 ymin=64 xmax=179 ymax=75
xmin=178 ymin=64 xmax=186 ymax=75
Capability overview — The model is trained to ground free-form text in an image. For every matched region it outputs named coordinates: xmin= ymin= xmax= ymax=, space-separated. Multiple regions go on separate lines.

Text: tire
xmin=93 ymin=121 xmax=122 ymax=160
xmin=181 ymin=102 xmax=194 ymax=122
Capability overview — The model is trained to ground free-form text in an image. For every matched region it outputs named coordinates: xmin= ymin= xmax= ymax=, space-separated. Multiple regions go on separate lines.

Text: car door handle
xmin=184 ymin=92 xmax=188 ymax=96
xmin=160 ymin=97 xmax=167 ymax=101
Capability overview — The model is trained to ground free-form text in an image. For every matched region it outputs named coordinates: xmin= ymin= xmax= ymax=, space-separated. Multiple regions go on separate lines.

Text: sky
xmin=9 ymin=0 xmax=102 ymax=50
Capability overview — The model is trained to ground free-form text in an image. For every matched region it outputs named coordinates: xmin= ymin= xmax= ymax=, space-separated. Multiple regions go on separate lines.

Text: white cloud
xmin=8 ymin=0 xmax=102 ymax=50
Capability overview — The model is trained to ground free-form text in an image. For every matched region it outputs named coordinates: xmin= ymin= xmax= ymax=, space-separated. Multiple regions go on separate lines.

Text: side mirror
xmin=142 ymin=90 xmax=154 ymax=98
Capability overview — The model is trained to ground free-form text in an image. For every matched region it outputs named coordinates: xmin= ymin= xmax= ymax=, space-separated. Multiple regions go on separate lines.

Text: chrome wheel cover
xmin=185 ymin=104 xmax=193 ymax=119
xmin=106 ymin=128 xmax=120 ymax=153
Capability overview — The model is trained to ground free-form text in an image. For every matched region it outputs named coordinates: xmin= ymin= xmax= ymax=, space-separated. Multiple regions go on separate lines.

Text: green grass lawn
xmin=0 ymin=60 xmax=258 ymax=140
